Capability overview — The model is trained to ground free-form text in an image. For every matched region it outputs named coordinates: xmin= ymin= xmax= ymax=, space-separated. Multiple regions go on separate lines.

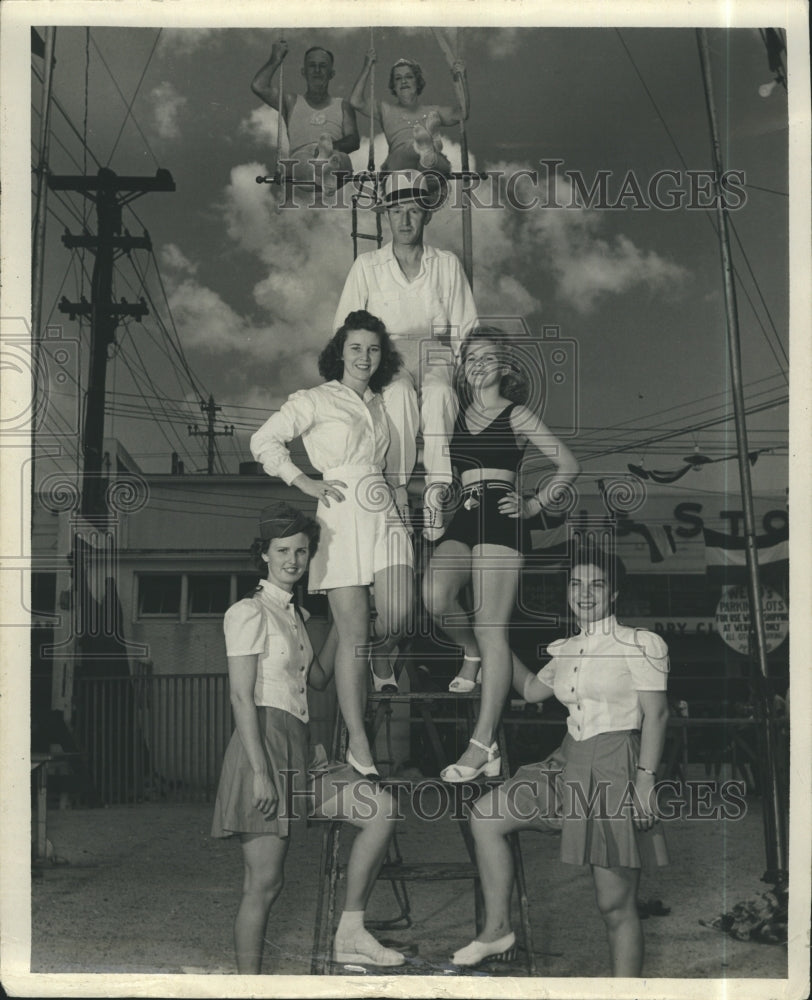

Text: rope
xmin=275 ymin=42 xmax=285 ymax=182
xmin=367 ymin=27 xmax=375 ymax=172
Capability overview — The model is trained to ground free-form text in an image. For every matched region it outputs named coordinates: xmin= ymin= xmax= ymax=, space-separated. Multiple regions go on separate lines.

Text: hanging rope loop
xmin=367 ymin=26 xmax=376 ymax=173
xmin=273 ymin=38 xmax=286 ymax=184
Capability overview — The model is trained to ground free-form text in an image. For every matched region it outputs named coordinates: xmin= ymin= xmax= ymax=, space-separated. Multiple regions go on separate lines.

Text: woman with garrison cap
xmin=211 ymin=502 xmax=404 ymax=973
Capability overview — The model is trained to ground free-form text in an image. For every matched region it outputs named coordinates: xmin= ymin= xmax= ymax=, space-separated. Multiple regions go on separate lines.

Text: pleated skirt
xmin=211 ymin=707 xmax=355 ymax=839
xmin=506 ymin=730 xmax=669 ymax=870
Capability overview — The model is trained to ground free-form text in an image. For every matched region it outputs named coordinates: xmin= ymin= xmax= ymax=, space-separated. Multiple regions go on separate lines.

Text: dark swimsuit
xmin=442 ymin=404 xmax=526 ymax=551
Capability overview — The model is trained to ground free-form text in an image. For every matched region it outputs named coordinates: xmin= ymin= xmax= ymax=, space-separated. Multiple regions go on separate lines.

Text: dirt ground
xmin=29 ymin=769 xmax=789 ymax=984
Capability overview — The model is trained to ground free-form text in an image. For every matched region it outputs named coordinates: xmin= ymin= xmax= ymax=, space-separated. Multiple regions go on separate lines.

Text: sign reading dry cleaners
xmin=714 ymin=586 xmax=790 ymax=655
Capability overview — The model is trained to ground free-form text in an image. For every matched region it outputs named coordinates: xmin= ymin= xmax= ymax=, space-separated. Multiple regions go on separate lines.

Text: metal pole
xmin=433 ymin=28 xmax=474 ymax=288
xmin=32 ymin=27 xmax=57 ymax=342
xmin=696 ymin=29 xmax=787 ymax=879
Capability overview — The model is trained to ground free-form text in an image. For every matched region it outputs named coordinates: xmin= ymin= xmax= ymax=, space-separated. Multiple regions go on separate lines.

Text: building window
xmin=138 ymin=575 xmax=182 ymax=616
xmin=236 ymin=573 xmax=261 ymax=599
xmin=135 ymin=571 xmax=330 ymax=622
xmin=188 ymin=575 xmax=231 ymax=616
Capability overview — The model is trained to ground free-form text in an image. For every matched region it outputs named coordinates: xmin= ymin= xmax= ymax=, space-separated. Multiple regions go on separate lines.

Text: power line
xmin=614 ymin=29 xmax=788 ymax=384
xmin=31 ymin=63 xmax=103 ymax=169
xmin=580 ymin=394 xmax=788 ymax=463
xmin=98 ymin=29 xmax=162 ymax=168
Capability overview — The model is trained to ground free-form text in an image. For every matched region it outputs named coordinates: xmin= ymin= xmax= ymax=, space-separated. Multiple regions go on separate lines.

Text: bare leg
xmin=369 ymin=563 xmax=413 ymax=680
xmin=318 ymin=621 xmax=339 ymax=673
xmin=466 ymin=786 xmax=535 ymax=940
xmin=322 ymin=783 xmax=404 ymax=965
xmin=328 ymin=586 xmax=374 ymax=768
xmin=422 ymin=540 xmax=479 ymax=673
xmin=321 ymin=782 xmax=398 ymax=909
xmin=234 ymin=833 xmax=289 ymax=974
xmin=453 ymin=545 xmax=522 ymax=770
xmin=591 ymin=865 xmax=643 ymax=976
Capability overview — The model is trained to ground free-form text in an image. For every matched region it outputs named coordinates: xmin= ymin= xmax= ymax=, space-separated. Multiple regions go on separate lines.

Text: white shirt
xmin=223 ymin=579 xmax=313 ymax=721
xmin=250 ymin=380 xmax=390 ymax=486
xmin=333 ymin=243 xmax=478 ymax=361
xmin=536 ymin=616 xmax=669 ymax=742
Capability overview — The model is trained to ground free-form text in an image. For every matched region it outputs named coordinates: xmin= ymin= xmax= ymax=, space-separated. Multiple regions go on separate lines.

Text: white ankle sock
xmin=336 ymin=910 xmax=365 ymax=937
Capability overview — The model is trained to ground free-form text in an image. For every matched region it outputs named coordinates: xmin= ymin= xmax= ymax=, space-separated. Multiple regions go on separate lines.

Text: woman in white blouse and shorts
xmin=450 ymin=547 xmax=670 ymax=976
xmin=211 ymin=503 xmax=404 ymax=972
xmin=250 ymin=310 xmax=413 ymax=779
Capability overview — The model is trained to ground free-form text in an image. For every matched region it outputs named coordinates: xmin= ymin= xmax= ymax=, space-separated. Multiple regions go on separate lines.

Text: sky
xmin=22 ymin=14 xmax=793 ymax=500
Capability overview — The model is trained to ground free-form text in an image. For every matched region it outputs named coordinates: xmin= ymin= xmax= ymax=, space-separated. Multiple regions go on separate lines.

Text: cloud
xmin=165 ymin=146 xmax=688 ymax=405
xmin=240 ymin=106 xmax=280 ymax=147
xmin=150 ymin=82 xmax=187 ymax=140
xmin=161 ymin=243 xmax=197 ymax=275
xmin=483 ymin=28 xmax=522 ymax=60
xmin=537 ymin=174 xmax=687 ymax=313
xmin=158 ymin=29 xmax=218 ymax=57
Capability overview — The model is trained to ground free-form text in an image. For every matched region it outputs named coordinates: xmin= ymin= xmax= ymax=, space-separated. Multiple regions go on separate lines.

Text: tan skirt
xmin=211 ymin=707 xmax=355 ymax=839
xmin=503 ymin=730 xmax=669 ymax=870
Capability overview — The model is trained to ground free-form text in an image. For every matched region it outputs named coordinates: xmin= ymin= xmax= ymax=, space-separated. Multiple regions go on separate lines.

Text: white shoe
xmin=346 ymin=748 xmax=380 ymax=780
xmin=316 ymin=132 xmax=334 ymax=159
xmin=334 ymin=935 xmax=405 ymax=967
xmin=370 ymin=656 xmax=399 ymax=694
xmin=441 ymin=738 xmax=501 ymax=783
xmin=451 ymin=931 xmax=516 ymax=967
xmin=448 ymin=655 xmax=482 ymax=694
xmin=413 ymin=123 xmax=438 ymax=168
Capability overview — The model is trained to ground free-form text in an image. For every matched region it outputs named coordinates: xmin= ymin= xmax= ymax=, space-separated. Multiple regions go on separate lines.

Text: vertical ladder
xmin=350 ymin=180 xmax=383 ymax=259
xmin=310 ymin=671 xmax=538 ymax=976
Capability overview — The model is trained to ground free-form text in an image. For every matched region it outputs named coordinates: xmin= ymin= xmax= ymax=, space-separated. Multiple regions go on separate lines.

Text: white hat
xmin=372 ymin=170 xmax=445 ymax=212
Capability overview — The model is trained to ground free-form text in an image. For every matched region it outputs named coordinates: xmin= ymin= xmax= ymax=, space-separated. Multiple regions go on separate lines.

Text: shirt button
xmin=299 ymin=686 xmax=305 ymax=694
xmin=300 ymin=665 xmax=306 ymax=672
xmin=579 ymin=648 xmax=584 ymax=654
xmin=300 ymin=708 xmax=306 ymax=716
xmin=571 ymin=687 xmax=575 ymax=692
xmin=300 ymin=644 xmax=304 ymax=650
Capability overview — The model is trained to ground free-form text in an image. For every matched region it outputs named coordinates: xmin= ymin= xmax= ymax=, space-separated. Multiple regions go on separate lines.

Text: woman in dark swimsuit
xmin=422 ymin=327 xmax=579 ymax=782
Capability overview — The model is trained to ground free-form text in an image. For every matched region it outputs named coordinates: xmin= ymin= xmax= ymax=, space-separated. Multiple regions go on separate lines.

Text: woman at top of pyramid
xmin=350 ymin=49 xmax=469 ymax=177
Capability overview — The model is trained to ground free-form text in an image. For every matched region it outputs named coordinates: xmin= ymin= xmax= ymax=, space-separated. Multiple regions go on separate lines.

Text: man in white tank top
xmin=251 ymin=41 xmax=360 ymax=194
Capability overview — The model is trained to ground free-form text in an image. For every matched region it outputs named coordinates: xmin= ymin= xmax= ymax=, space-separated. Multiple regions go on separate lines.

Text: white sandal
xmin=448 ymin=654 xmax=482 ymax=694
xmin=451 ymin=931 xmax=516 ymax=967
xmin=440 ymin=737 xmax=501 ymax=783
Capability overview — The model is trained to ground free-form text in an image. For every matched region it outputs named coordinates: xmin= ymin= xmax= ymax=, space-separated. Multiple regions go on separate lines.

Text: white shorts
xmin=308 ymin=464 xmax=413 ymax=592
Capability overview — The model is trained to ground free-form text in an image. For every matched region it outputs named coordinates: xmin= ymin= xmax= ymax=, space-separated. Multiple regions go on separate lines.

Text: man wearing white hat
xmin=333 ymin=171 xmax=478 ymax=540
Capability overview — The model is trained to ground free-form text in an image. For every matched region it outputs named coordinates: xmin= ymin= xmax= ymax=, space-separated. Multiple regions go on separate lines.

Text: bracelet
xmin=636 ymin=765 xmax=656 ymax=776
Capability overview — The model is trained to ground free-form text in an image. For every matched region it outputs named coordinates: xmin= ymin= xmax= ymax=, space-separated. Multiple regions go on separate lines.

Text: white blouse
xmin=536 ymin=615 xmax=669 ymax=742
xmin=223 ymin=579 xmax=313 ymax=721
xmin=250 ymin=380 xmax=390 ymax=486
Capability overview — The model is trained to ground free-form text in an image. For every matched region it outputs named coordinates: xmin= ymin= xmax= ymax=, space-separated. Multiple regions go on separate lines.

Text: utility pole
xmin=53 ymin=167 xmax=175 ymax=518
xmin=188 ymin=395 xmax=234 ymax=474
xmin=696 ymin=30 xmax=787 ymax=882
xmin=46 ymin=169 xmax=174 ymax=803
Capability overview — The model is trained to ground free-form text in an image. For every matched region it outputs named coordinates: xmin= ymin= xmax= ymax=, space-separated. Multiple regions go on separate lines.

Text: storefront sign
xmin=714 ymin=586 xmax=789 ymax=655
